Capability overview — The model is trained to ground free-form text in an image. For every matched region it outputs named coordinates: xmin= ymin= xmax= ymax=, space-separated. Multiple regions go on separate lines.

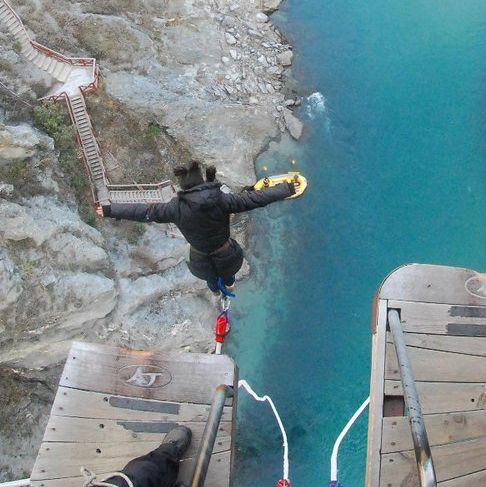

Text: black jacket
xmin=106 ymin=182 xmax=294 ymax=254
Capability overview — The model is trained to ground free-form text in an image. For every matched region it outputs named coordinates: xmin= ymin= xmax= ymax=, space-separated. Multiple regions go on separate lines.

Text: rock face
xmin=0 ymin=0 xmax=302 ymax=479
xmin=0 ymin=124 xmax=53 ymax=163
xmin=0 ymin=124 xmax=221 ymax=371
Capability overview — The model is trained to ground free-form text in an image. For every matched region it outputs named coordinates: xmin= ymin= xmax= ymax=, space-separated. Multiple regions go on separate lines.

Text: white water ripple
xmin=304 ymin=91 xmax=332 ymax=133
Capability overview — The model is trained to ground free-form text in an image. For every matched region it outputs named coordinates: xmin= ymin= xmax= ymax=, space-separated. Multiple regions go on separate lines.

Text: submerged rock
xmin=283 ymin=108 xmax=304 ymax=139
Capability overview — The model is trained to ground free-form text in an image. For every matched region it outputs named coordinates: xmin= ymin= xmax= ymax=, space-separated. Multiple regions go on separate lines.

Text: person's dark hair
xmin=205 ymin=165 xmax=217 ymax=182
xmin=173 ymin=160 xmax=204 ymax=189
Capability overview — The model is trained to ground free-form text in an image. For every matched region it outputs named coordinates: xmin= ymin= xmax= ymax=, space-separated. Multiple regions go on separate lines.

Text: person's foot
xmin=162 ymin=426 xmax=192 ymax=457
xmin=225 ymin=283 xmax=235 ymax=292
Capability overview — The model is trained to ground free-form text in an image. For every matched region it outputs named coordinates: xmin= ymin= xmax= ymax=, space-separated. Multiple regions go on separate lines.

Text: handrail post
xmin=388 ymin=309 xmax=437 ymax=487
xmin=190 ymin=384 xmax=234 ymax=487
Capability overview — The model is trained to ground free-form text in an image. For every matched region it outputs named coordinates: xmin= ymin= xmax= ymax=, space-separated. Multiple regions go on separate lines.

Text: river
xmin=227 ymin=0 xmax=485 ymax=485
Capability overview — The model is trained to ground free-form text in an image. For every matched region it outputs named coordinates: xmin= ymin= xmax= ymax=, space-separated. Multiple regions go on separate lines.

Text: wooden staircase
xmin=0 ymin=0 xmax=95 ymax=83
xmin=66 ymin=92 xmax=108 ymax=200
xmin=1 ymin=0 xmax=177 ymax=208
xmin=107 ymin=183 xmax=175 ymax=204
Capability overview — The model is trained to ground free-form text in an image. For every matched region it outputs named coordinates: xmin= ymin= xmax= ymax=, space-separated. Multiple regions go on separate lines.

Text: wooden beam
xmin=381 ymin=435 xmax=486 ymax=485
xmin=385 ymin=380 xmax=486 ymax=414
xmin=365 ymin=299 xmax=388 ymax=487
xmin=60 ymin=342 xmax=235 ymax=405
xmin=382 ymin=410 xmax=486 ymax=453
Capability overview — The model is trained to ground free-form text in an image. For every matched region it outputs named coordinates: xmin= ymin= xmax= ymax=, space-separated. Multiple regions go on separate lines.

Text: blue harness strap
xmin=216 ymin=276 xmax=236 ymax=298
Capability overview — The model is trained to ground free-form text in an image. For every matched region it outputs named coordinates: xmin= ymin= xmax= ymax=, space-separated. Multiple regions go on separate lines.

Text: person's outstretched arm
xmin=221 ymin=183 xmax=295 ymax=214
xmin=98 ymin=199 xmax=178 ymax=223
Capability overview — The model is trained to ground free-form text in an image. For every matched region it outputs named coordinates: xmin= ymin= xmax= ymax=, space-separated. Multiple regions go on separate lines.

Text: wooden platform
xmin=366 ymin=264 xmax=486 ymax=487
xmin=30 ymin=342 xmax=238 ymax=487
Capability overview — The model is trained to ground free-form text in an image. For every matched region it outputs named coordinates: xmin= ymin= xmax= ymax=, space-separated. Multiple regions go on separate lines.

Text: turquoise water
xmin=227 ymin=1 xmax=485 ymax=486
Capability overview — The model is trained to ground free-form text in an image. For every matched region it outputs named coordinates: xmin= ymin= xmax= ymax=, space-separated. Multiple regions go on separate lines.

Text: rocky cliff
xmin=0 ymin=0 xmax=301 ymax=480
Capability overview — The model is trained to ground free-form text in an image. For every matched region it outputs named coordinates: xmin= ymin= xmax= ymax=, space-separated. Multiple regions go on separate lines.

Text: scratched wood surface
xmin=365 ymin=264 xmax=486 ymax=487
xmin=30 ymin=342 xmax=238 ymax=487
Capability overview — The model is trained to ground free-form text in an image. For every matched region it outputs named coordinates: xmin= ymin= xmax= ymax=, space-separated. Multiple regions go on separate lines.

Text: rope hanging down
xmin=238 ymin=380 xmax=291 ymax=487
xmin=329 ymin=396 xmax=370 ymax=487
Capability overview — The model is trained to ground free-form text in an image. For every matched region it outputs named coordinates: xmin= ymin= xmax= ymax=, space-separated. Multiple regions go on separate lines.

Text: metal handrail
xmin=190 ymin=384 xmax=234 ymax=487
xmin=388 ymin=309 xmax=437 ymax=487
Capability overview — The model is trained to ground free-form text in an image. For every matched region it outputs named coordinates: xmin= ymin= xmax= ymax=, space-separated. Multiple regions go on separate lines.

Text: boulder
xmin=277 ymin=50 xmax=293 ymax=66
xmin=225 ymin=32 xmax=237 ymax=45
xmin=262 ymin=0 xmax=283 ymax=14
xmin=256 ymin=13 xmax=269 ymax=23
xmin=283 ymin=108 xmax=304 ymax=139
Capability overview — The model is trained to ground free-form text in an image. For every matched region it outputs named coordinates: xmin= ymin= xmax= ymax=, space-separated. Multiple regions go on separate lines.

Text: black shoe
xmin=162 ymin=426 xmax=192 ymax=457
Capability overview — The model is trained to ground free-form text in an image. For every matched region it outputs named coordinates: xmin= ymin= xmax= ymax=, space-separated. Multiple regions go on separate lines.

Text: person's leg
xmin=206 ymin=278 xmax=220 ymax=294
xmin=104 ymin=426 xmax=191 ymax=487
xmin=223 ymin=275 xmax=236 ymax=292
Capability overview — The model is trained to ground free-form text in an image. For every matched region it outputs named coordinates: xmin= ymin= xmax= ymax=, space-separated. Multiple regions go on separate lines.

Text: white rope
xmin=238 ymin=379 xmax=290 ymax=481
xmin=81 ymin=467 xmax=134 ymax=487
xmin=330 ymin=396 xmax=370 ymax=483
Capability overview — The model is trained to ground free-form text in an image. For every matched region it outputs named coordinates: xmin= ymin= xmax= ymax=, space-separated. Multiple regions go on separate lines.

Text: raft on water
xmin=254 ymin=171 xmax=307 ymax=199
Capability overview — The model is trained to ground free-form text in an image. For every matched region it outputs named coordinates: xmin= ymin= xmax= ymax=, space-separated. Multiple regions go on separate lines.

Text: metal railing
xmin=387 ymin=309 xmax=437 ymax=487
xmin=190 ymin=384 xmax=234 ymax=487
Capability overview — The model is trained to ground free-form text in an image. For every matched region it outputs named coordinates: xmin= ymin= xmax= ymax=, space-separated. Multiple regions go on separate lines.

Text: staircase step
xmin=30 ymin=50 xmax=42 ymax=63
xmin=40 ymin=55 xmax=51 ymax=70
xmin=11 ymin=24 xmax=23 ymax=35
xmin=45 ymin=60 xmax=58 ymax=74
xmin=58 ymin=64 xmax=72 ymax=82
xmin=5 ymin=16 xmax=17 ymax=28
xmin=33 ymin=53 xmax=49 ymax=70
xmin=51 ymin=62 xmax=65 ymax=79
xmin=24 ymin=47 xmax=36 ymax=59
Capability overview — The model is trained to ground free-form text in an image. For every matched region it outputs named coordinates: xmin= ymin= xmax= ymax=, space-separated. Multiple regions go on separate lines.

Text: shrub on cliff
xmin=33 ymin=103 xmax=96 ymax=226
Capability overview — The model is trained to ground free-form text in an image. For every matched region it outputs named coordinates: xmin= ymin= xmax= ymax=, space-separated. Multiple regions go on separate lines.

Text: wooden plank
xmin=365 ymin=299 xmax=387 ymax=487
xmin=378 ymin=264 xmax=486 ymax=306
xmin=30 ymin=451 xmax=230 ymax=487
xmin=60 ymin=342 xmax=235 ymax=405
xmin=380 ymin=435 xmax=486 ymax=485
xmin=388 ymin=300 xmax=486 ymax=335
xmin=43 ymin=415 xmax=232 ymax=446
xmin=438 ymin=468 xmax=486 ymax=486
xmin=385 ymin=380 xmax=486 ymax=414
xmin=386 ymin=332 xmax=486 ymax=357
xmin=179 ymin=450 xmax=230 ymax=485
xmin=31 ymin=439 xmax=231 ymax=480
xmin=385 ymin=343 xmax=486 ymax=382
xmin=51 ymin=387 xmax=232 ymax=422
xmin=382 ymin=410 xmax=486 ymax=453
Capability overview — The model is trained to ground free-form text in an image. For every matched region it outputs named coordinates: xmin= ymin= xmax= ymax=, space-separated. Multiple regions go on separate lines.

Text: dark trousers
xmin=105 ymin=443 xmax=179 ymax=487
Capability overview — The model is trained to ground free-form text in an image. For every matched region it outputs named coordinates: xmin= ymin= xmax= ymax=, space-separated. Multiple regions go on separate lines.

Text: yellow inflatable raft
xmin=254 ymin=172 xmax=307 ymax=199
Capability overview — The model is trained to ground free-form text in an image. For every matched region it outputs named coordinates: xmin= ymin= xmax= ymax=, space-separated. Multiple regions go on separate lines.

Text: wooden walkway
xmin=30 ymin=342 xmax=238 ymax=487
xmin=366 ymin=264 xmax=486 ymax=487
